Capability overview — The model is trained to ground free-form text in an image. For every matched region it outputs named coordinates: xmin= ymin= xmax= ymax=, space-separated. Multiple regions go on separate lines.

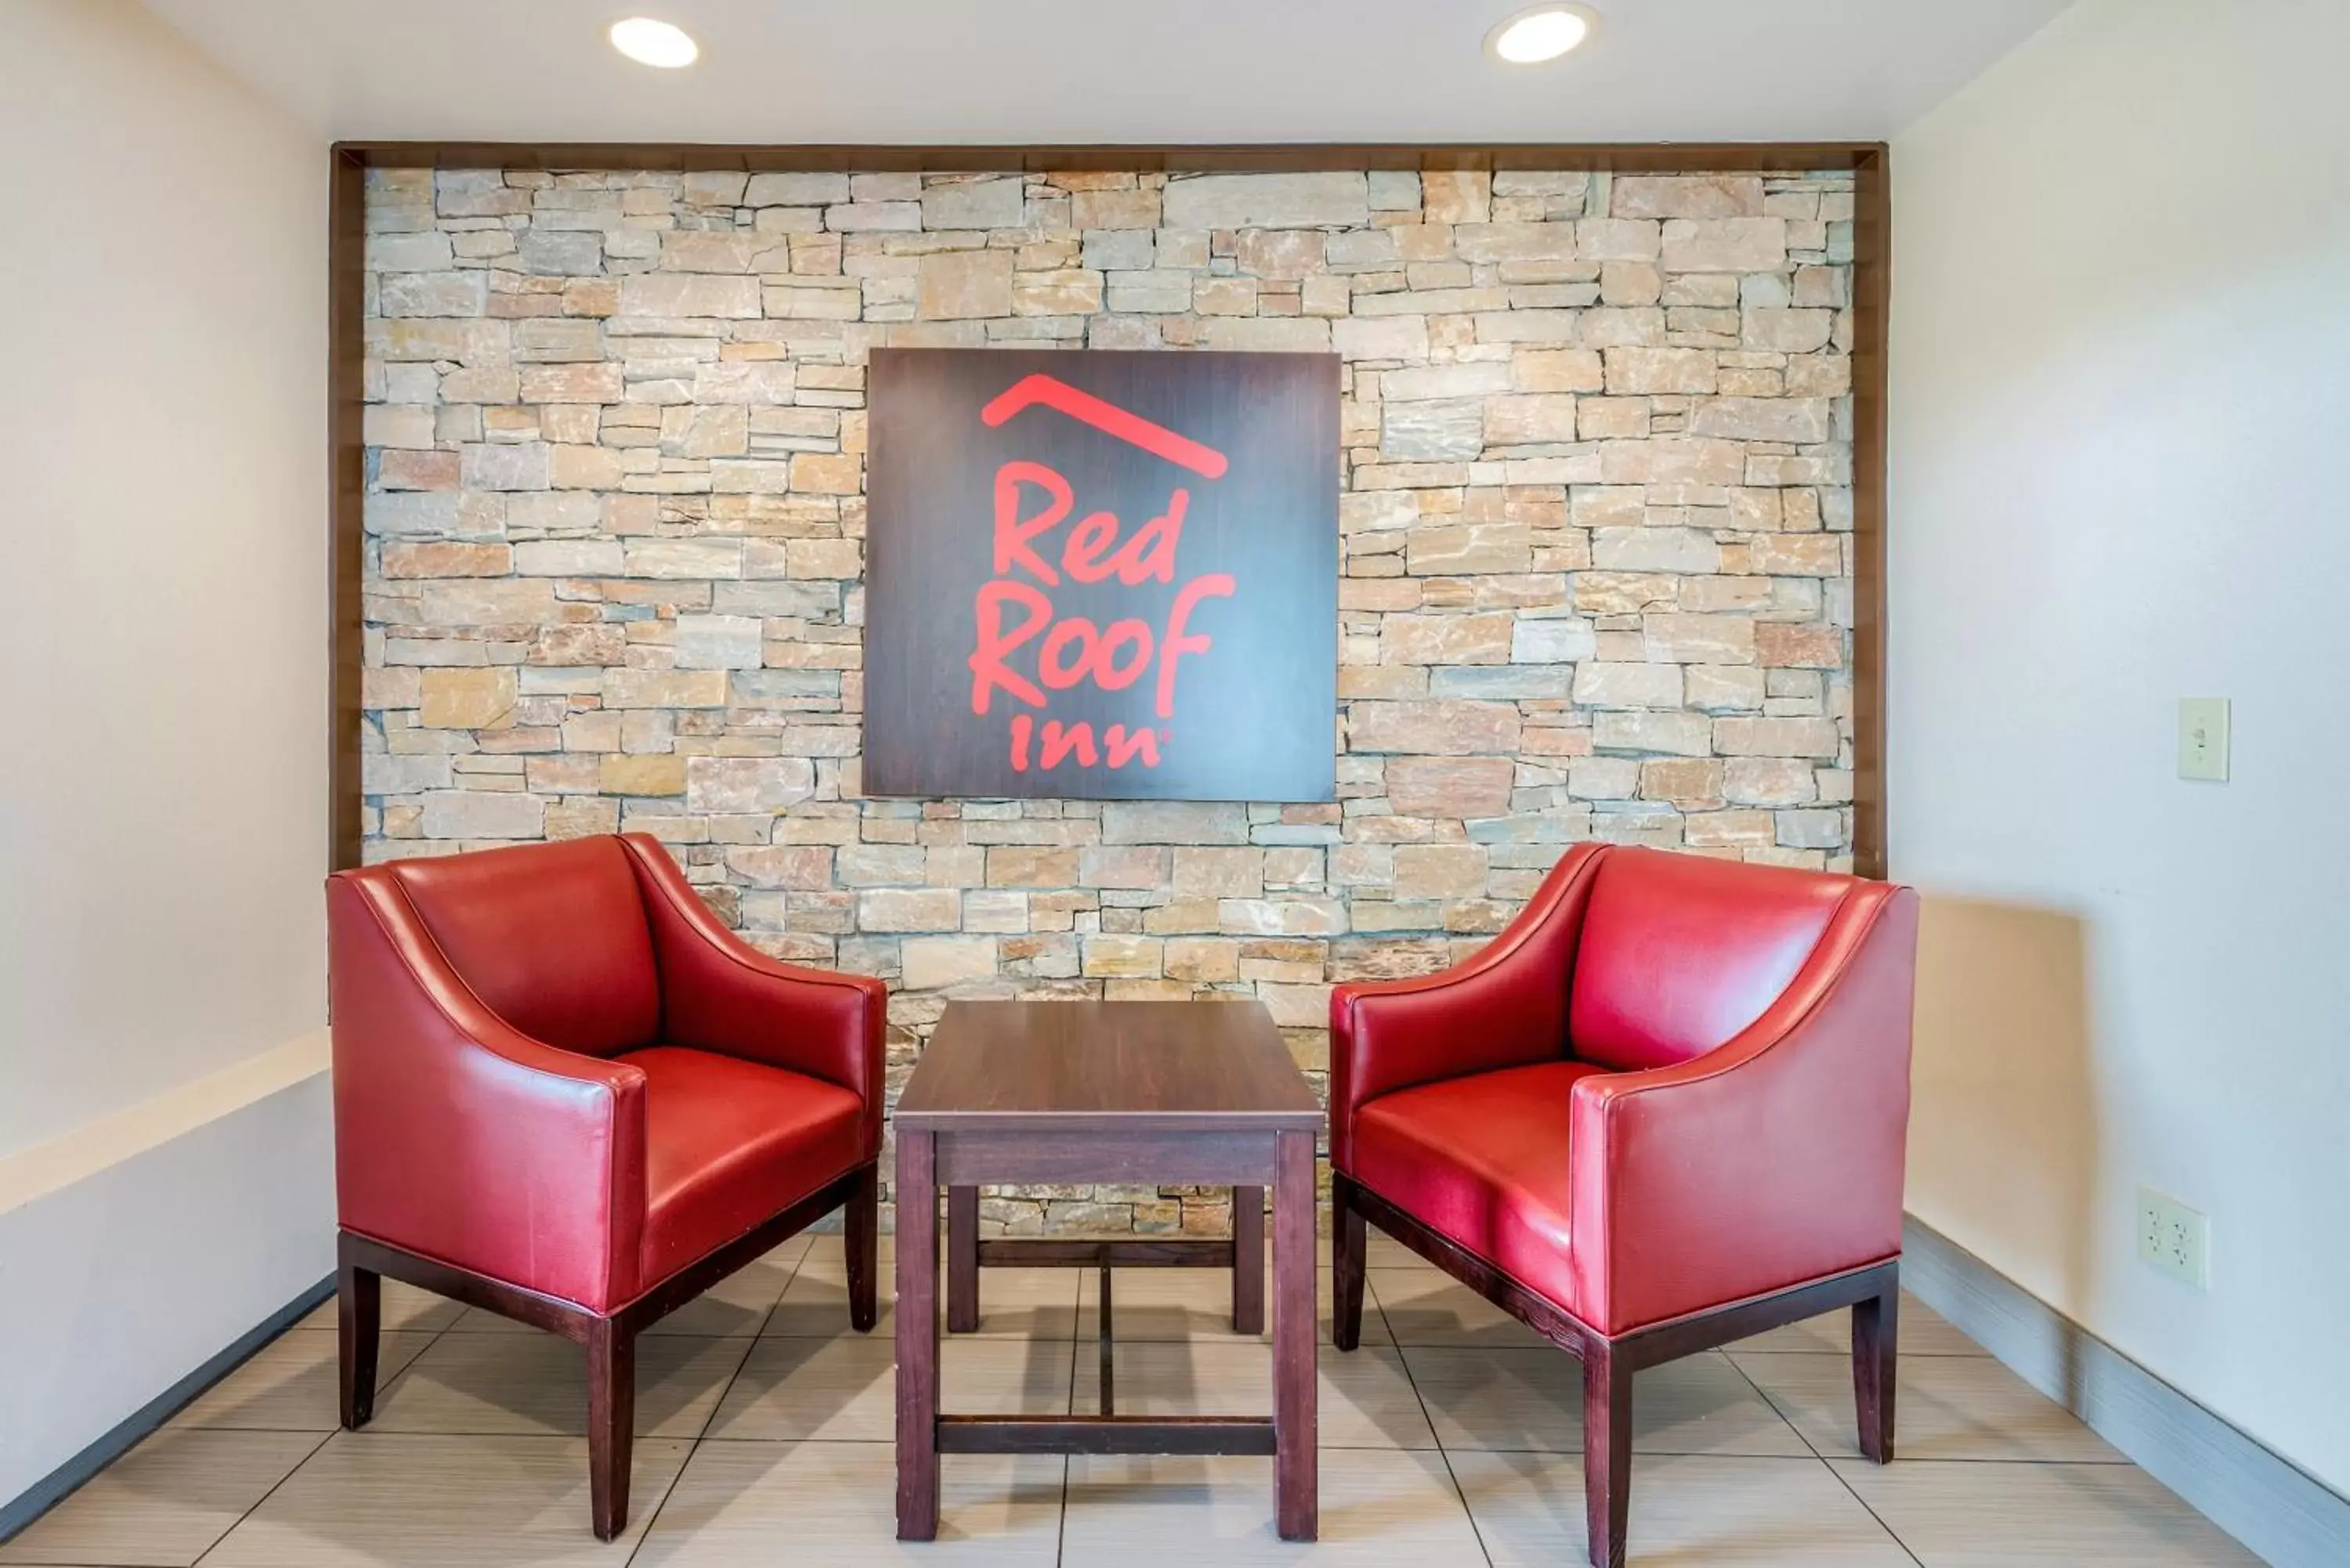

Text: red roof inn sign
xmin=865 ymin=349 xmax=1340 ymax=801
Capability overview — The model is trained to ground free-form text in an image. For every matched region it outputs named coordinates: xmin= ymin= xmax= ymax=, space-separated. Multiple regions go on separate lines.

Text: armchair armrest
xmin=1329 ymin=843 xmax=1605 ymax=1170
xmin=327 ymin=872 xmax=648 ymax=1312
xmin=619 ymin=834 xmax=887 ymax=1159
xmin=1565 ymin=881 xmax=1919 ymax=1335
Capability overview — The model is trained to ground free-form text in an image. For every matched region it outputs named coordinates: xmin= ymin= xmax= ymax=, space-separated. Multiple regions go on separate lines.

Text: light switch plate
xmin=2178 ymin=698 xmax=2229 ymax=782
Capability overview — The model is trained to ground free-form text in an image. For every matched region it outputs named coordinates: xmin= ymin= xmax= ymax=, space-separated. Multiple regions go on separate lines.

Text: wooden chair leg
xmin=586 ymin=1318 xmax=635 ymax=1542
xmin=336 ymin=1240 xmax=381 ymax=1430
xmin=1330 ymin=1174 xmax=1366 ymax=1353
xmin=847 ymin=1162 xmax=880 ymax=1333
xmin=1582 ymin=1338 xmax=1632 ymax=1568
xmin=945 ymin=1184 xmax=980 ymax=1333
xmin=1853 ymin=1272 xmax=1899 ymax=1463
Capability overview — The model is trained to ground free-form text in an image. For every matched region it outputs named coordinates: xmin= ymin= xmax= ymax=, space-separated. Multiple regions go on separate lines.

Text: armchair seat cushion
xmin=618 ymin=1046 xmax=866 ymax=1289
xmin=1350 ymin=1060 xmax=1611 ymax=1312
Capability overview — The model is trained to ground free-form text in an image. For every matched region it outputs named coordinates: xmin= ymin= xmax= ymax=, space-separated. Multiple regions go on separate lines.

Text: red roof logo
xmin=980 ymin=374 xmax=1230 ymax=480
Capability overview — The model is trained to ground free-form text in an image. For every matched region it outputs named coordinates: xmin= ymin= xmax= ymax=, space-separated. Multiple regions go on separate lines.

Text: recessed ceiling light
xmin=1485 ymin=4 xmax=1598 ymax=64
xmin=609 ymin=16 xmax=699 ymax=69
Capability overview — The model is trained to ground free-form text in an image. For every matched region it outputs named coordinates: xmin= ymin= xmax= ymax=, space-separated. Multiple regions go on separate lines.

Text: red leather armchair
xmin=1329 ymin=844 xmax=1918 ymax=1568
xmin=327 ymin=833 xmax=885 ymax=1538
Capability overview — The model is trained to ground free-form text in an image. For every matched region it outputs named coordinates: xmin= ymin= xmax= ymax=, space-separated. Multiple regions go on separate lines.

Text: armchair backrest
xmin=369 ymin=836 xmax=662 ymax=1057
xmin=1568 ymin=847 xmax=1854 ymax=1073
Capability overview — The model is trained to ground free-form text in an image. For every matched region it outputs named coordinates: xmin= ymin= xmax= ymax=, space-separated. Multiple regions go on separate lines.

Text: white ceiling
xmin=140 ymin=0 xmax=2070 ymax=146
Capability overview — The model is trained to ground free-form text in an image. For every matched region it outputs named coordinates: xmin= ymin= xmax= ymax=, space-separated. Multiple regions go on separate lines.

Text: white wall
xmin=1892 ymin=0 xmax=2350 ymax=1495
xmin=0 ymin=0 xmax=331 ymax=1512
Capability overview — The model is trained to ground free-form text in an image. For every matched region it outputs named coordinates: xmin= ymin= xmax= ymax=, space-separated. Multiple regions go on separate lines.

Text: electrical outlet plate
xmin=2178 ymin=698 xmax=2229 ymax=782
xmin=2138 ymin=1187 xmax=2209 ymax=1288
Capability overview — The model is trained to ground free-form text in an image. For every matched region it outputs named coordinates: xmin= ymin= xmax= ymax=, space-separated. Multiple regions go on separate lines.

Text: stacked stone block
xmin=361 ymin=166 xmax=1858 ymax=1233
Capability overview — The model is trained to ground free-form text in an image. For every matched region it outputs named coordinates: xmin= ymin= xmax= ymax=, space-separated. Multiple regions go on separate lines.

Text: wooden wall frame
xmin=327 ymin=141 xmax=1889 ymax=880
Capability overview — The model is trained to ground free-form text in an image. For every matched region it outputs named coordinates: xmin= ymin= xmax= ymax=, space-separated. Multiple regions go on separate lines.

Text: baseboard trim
xmin=0 ymin=1273 xmax=334 ymax=1544
xmin=1902 ymin=1216 xmax=2350 ymax=1568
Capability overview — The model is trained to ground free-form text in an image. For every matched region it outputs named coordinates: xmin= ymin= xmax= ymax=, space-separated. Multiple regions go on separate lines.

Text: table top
xmin=891 ymin=999 xmax=1324 ymax=1134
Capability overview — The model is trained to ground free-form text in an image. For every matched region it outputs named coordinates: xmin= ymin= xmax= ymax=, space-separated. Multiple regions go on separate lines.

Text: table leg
xmin=1097 ymin=1265 xmax=1115 ymax=1416
xmin=894 ymin=1131 xmax=940 ymax=1541
xmin=1272 ymin=1130 xmax=1318 ymax=1541
xmin=1231 ymin=1184 xmax=1264 ymax=1335
xmin=947 ymin=1184 xmax=981 ymax=1334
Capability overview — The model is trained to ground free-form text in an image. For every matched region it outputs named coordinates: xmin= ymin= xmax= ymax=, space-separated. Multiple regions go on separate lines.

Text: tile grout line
xmin=622 ymin=1241 xmax=817 ymax=1563
xmin=617 ymin=1444 xmax=696 ymax=1567
xmin=616 ymin=1331 xmax=754 ymax=1566
xmin=352 ymin=1291 xmax=474 ymax=1416
xmin=183 ymin=1429 xmax=337 ymax=1566
xmin=1719 ymin=1342 xmax=1926 ymax=1568
xmin=1054 ymin=1293 xmax=1079 ymax=1568
xmin=1386 ymin=1267 xmax=1925 ymax=1564
xmin=31 ymin=1265 xmax=2186 ymax=1565
xmin=1368 ymin=1273 xmax=1500 ymax=1568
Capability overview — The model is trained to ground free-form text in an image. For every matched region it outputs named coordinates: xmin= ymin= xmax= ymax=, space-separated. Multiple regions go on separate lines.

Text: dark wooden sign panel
xmin=864 ymin=348 xmax=1340 ymax=801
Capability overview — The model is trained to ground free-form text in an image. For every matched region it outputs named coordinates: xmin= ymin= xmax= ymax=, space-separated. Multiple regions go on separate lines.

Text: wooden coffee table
xmin=891 ymin=999 xmax=1324 ymax=1541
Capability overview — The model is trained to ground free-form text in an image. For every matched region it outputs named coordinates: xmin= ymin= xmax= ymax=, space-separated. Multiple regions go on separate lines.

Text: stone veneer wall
xmin=360 ymin=165 xmax=1858 ymax=1234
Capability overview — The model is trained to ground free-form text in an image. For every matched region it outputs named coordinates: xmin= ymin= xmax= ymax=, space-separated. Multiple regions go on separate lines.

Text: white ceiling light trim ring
xmin=609 ymin=16 xmax=699 ymax=68
xmin=1486 ymin=5 xmax=1600 ymax=65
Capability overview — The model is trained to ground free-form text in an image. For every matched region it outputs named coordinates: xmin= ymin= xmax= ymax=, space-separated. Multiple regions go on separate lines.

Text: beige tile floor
xmin=0 ymin=1230 xmax=2262 ymax=1567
